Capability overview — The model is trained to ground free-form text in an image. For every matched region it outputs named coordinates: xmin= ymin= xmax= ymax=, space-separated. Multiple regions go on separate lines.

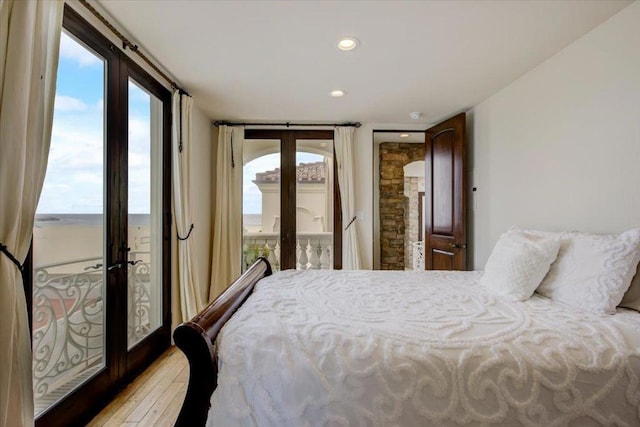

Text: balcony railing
xmin=413 ymin=241 xmax=425 ymax=270
xmin=243 ymin=232 xmax=333 ymax=272
xmin=32 ymin=252 xmax=152 ymax=415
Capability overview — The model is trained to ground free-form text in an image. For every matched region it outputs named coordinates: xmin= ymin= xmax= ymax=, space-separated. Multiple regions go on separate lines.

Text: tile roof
xmin=254 ymin=161 xmax=326 ymax=184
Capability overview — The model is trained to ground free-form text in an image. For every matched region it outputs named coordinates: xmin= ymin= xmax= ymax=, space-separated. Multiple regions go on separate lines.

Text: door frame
xmin=26 ymin=6 xmax=172 ymax=426
xmin=372 ymin=129 xmax=426 ymax=270
xmin=244 ymin=129 xmax=342 ymax=270
xmin=372 ymin=124 xmax=468 ymax=271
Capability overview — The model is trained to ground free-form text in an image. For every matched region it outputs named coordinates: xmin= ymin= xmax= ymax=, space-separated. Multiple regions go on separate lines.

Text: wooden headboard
xmin=172 ymin=257 xmax=272 ymax=426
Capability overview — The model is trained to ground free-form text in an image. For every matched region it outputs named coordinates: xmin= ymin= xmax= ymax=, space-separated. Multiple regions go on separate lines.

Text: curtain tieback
xmin=344 ymin=216 xmax=357 ymax=231
xmin=0 ymin=241 xmax=24 ymax=271
xmin=177 ymin=224 xmax=194 ymax=241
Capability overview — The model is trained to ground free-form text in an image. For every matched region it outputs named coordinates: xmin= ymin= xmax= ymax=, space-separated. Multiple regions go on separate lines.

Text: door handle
xmin=107 ymin=262 xmax=124 ymax=271
xmin=448 ymin=243 xmax=467 ymax=249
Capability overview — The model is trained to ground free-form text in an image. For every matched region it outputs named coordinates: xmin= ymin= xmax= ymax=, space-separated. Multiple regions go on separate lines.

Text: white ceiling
xmin=374 ymin=132 xmax=424 ymax=144
xmin=98 ymin=0 xmax=631 ymax=125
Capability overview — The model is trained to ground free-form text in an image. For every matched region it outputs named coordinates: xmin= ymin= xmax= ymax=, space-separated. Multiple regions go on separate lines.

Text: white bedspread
xmin=207 ymin=270 xmax=640 ymax=426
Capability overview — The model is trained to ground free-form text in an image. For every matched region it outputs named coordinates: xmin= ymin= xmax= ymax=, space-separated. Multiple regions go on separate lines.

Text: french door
xmin=242 ymin=130 xmax=342 ymax=271
xmin=30 ymin=7 xmax=171 ymax=426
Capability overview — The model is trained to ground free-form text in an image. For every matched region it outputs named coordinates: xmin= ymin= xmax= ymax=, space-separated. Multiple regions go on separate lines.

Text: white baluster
xmin=266 ymin=243 xmax=276 ymax=268
xmin=326 ymin=245 xmax=332 ymax=270
xmin=413 ymin=241 xmax=425 ymax=270
xmin=243 ymin=242 xmax=251 ymax=269
xmin=308 ymin=240 xmax=321 ymax=270
xmin=295 ymin=240 xmax=301 ymax=270
xmin=305 ymin=239 xmax=313 ymax=270
xmin=317 ymin=241 xmax=324 ymax=269
xmin=258 ymin=241 xmax=264 ymax=259
xmin=298 ymin=239 xmax=309 ymax=270
xmin=274 ymin=242 xmax=281 ymax=271
xmin=319 ymin=242 xmax=329 ymax=269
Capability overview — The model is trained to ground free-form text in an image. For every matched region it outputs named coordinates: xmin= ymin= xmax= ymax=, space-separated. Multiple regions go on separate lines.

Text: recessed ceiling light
xmin=337 ymin=37 xmax=359 ymax=51
xmin=330 ymin=90 xmax=345 ymax=97
xmin=409 ymin=112 xmax=422 ymax=120
xmin=400 ymin=133 xmax=410 ymax=138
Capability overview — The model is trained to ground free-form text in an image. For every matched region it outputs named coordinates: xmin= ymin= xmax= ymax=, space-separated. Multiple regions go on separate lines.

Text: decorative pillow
xmin=480 ymin=229 xmax=561 ymax=301
xmin=536 ymin=228 xmax=640 ymax=314
xmin=619 ymin=263 xmax=640 ymax=311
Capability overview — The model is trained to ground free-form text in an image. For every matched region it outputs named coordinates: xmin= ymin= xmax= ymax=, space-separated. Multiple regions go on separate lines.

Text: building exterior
xmin=253 ymin=160 xmax=330 ymax=234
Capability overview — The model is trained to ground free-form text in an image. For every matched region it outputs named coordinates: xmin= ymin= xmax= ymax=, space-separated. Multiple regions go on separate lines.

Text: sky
xmin=37 ymin=31 xmax=153 ymax=214
xmin=242 ymin=151 xmax=323 ymax=214
xmin=39 ymin=30 xmax=326 ymax=216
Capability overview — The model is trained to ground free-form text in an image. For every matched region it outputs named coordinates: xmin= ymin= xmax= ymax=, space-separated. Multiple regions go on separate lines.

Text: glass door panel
xmin=127 ymin=79 xmax=163 ymax=349
xmin=242 ymin=141 xmax=281 ymax=271
xmin=295 ymin=140 xmax=334 ymax=270
xmin=32 ymin=31 xmax=106 ymax=416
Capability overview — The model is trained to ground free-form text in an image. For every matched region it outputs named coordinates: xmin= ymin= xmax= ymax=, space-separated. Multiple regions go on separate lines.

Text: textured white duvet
xmin=207 ymin=270 xmax=640 ymax=426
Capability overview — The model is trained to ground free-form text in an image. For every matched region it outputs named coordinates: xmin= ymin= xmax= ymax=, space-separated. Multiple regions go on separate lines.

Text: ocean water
xmin=35 ymin=213 xmax=151 ymax=227
xmin=36 ymin=213 xmax=263 ymax=228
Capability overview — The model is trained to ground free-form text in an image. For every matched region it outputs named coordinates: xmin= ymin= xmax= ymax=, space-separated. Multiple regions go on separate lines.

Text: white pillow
xmin=480 ymin=229 xmax=561 ymax=301
xmin=537 ymin=228 xmax=640 ymax=314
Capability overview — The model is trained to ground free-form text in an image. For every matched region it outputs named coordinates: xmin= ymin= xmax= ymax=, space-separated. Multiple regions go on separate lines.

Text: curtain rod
xmin=213 ymin=121 xmax=362 ymax=128
xmin=78 ymin=0 xmax=190 ymax=96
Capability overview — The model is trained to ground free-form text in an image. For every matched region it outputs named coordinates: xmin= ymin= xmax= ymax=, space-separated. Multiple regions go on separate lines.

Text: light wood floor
xmin=88 ymin=346 xmax=188 ymax=427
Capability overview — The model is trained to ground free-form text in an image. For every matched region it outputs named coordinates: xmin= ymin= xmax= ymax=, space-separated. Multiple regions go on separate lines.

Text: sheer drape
xmin=335 ymin=127 xmax=361 ymax=269
xmin=0 ymin=1 xmax=63 ymax=425
xmin=171 ymin=91 xmax=206 ymax=321
xmin=210 ymin=125 xmax=244 ymax=299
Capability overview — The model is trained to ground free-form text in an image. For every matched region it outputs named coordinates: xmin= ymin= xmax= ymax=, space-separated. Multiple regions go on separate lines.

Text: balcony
xmin=243 ymin=232 xmax=333 ymax=271
xmin=32 ymin=252 xmax=153 ymax=415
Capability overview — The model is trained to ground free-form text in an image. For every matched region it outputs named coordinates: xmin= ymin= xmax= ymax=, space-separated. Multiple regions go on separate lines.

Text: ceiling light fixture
xmin=330 ymin=90 xmax=345 ymax=97
xmin=409 ymin=112 xmax=422 ymax=120
xmin=337 ymin=37 xmax=359 ymax=51
xmin=400 ymin=133 xmax=410 ymax=138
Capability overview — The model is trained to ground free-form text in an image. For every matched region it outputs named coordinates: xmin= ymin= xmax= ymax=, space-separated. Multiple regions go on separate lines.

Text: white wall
xmin=189 ymin=106 xmax=214 ymax=300
xmin=468 ymin=1 xmax=640 ymax=269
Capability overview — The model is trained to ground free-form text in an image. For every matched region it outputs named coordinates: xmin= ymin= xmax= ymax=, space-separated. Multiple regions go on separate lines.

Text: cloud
xmin=73 ymin=171 xmax=103 ymax=185
xmin=59 ymin=32 xmax=102 ymax=67
xmin=54 ymin=95 xmax=88 ymax=112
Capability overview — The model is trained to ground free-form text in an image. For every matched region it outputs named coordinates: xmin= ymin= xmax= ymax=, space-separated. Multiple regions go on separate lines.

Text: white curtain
xmin=335 ymin=127 xmax=361 ymax=269
xmin=0 ymin=1 xmax=63 ymax=425
xmin=171 ymin=91 xmax=206 ymax=321
xmin=210 ymin=125 xmax=244 ymax=299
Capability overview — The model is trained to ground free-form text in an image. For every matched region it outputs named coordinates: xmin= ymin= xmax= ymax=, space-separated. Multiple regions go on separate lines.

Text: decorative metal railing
xmin=32 ymin=252 xmax=152 ymax=414
xmin=127 ymin=252 xmax=152 ymax=348
xmin=243 ymin=232 xmax=333 ymax=272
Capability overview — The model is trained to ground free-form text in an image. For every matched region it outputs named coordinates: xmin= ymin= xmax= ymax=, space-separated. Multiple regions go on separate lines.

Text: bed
xmin=173 ymin=257 xmax=640 ymax=426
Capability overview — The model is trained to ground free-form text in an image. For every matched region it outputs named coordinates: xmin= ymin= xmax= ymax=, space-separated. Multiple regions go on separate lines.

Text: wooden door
xmin=424 ymin=113 xmax=467 ymax=270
